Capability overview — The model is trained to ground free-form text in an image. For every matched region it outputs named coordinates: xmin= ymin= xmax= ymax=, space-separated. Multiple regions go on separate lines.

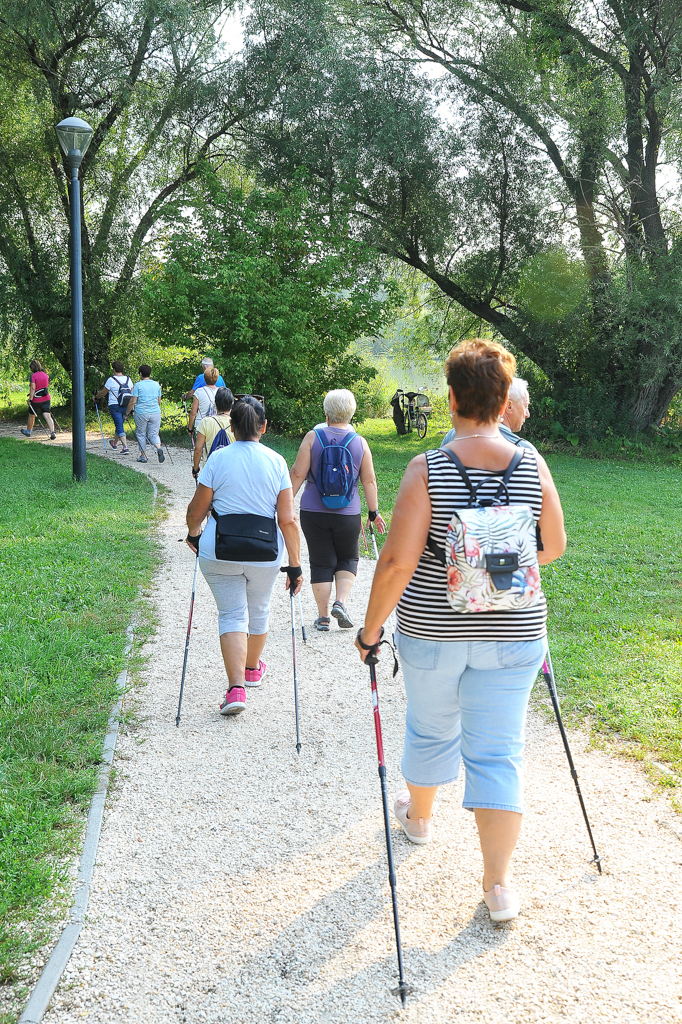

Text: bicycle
xmin=390 ymin=386 xmax=432 ymax=438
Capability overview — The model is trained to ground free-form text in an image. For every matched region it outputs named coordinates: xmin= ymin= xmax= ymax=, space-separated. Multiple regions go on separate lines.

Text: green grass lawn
xmin=0 ymin=439 xmax=160 ymax=986
xmin=268 ymin=418 xmax=682 ymax=778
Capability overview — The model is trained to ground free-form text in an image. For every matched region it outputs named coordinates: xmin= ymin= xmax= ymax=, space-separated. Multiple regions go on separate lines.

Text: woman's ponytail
xmin=230 ymin=395 xmax=265 ymax=439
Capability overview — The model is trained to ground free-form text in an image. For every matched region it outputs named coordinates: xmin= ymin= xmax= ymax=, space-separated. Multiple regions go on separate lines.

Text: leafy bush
xmin=139 ymin=173 xmax=396 ymax=433
xmin=353 ymin=356 xmax=399 ymax=419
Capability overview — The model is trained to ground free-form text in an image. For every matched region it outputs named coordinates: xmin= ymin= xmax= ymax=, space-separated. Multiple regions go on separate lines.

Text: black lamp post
xmin=56 ymin=116 xmax=94 ymax=482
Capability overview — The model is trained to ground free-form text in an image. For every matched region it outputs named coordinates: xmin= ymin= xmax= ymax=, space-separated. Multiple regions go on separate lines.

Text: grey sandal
xmin=314 ymin=616 xmax=331 ymax=631
xmin=331 ymin=601 xmax=354 ymax=628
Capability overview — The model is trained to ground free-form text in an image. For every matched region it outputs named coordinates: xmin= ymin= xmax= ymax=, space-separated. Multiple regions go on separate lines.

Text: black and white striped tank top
xmin=396 ymin=447 xmax=547 ymax=641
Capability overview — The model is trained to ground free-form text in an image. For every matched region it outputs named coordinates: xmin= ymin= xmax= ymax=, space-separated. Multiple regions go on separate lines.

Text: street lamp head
xmin=56 ymin=117 xmax=94 ymax=168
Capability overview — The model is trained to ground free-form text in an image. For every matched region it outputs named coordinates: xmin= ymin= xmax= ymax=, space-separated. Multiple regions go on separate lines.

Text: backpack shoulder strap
xmin=424 ymin=448 xmax=473 ymax=565
xmin=438 ymin=447 xmax=476 ymax=502
xmin=496 ymin=448 xmax=525 ymax=495
xmin=313 ymin=428 xmax=328 ymax=448
xmin=341 ymin=430 xmax=357 ymax=449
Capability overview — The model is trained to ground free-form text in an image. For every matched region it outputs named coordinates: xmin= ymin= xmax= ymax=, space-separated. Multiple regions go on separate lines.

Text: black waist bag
xmin=211 ymin=510 xmax=278 ymax=562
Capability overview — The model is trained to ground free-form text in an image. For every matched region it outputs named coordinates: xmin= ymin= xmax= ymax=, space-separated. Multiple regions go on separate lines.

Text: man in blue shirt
xmin=185 ymin=358 xmax=225 ymax=398
xmin=441 ymin=376 xmax=536 ymax=450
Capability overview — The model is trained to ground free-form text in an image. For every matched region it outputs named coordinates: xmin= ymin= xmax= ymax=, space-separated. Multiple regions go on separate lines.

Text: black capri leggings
xmin=300 ymin=510 xmax=361 ymax=584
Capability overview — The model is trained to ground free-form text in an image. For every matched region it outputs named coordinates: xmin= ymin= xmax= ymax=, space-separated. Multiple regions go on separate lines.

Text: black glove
xmin=279 ymin=565 xmax=303 ymax=589
xmin=191 ymin=467 xmax=199 ymax=479
xmin=186 ymin=533 xmax=201 ymax=551
xmin=368 ymin=510 xmax=379 ymax=522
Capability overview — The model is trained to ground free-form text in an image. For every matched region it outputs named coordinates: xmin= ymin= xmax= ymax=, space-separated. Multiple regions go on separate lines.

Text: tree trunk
xmin=629 ymin=378 xmax=682 ymax=431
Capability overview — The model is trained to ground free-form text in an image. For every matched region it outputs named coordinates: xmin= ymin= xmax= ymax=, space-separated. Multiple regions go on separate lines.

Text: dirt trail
xmin=7 ymin=427 xmax=682 ymax=1023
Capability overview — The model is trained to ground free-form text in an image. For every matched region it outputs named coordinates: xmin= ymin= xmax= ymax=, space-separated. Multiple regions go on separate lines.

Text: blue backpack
xmin=314 ymin=428 xmax=357 ymax=508
xmin=208 ymin=417 xmax=231 ymax=456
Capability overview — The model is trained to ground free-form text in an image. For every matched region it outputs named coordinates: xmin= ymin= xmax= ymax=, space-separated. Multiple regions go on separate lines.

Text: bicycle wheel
xmin=417 ymin=412 xmax=428 ymax=438
xmin=404 ymin=410 xmax=412 ymax=433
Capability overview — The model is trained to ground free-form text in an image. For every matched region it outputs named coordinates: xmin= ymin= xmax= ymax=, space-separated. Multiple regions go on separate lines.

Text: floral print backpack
xmin=427 ymin=448 xmax=542 ymax=614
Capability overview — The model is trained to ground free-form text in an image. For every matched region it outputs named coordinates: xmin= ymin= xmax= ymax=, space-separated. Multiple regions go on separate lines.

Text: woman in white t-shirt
xmin=185 ymin=397 xmax=303 ymax=717
xmin=187 ymin=365 xmax=219 ymax=434
xmin=95 ymin=359 xmax=132 ymax=453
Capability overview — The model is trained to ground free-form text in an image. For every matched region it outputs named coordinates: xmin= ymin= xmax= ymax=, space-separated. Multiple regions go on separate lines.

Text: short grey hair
xmin=324 ymin=388 xmax=357 ymax=423
xmin=508 ymin=377 xmax=529 ymax=403
xmin=201 ymin=357 xmax=214 ymax=369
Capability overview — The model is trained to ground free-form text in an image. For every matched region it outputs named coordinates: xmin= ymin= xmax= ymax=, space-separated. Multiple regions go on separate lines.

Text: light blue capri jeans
xmin=396 ymin=630 xmax=547 ymax=814
xmin=199 ymin=559 xmax=280 ymax=635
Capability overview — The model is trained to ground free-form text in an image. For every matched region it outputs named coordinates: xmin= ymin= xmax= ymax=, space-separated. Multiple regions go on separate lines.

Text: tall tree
xmin=0 ymin=0 xmax=286 ymax=382
xmin=246 ymin=0 xmax=682 ymax=431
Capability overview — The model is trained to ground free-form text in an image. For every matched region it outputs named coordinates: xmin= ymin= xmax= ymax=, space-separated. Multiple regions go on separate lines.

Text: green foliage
xmin=0 ymin=0 xmax=300 ymax=379
xmin=352 ymin=354 xmax=399 ymax=419
xmin=516 ymin=250 xmax=588 ymax=322
xmin=249 ymin=0 xmax=682 ymax=433
xmin=0 ymin=439 xmax=158 ymax=983
xmin=141 ymin=174 xmax=396 ymax=431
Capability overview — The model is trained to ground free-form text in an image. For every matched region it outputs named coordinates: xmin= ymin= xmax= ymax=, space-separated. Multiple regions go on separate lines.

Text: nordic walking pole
xmin=160 ymin=433 xmax=174 ymax=465
xmin=365 ymin=640 xmax=408 ymax=1006
xmin=542 ymin=649 xmax=602 ymax=874
xmin=369 ymin=522 xmax=380 ymax=561
xmin=28 ymin=400 xmax=51 ymax=438
xmin=296 ymin=591 xmax=307 ymax=643
xmin=183 ymin=397 xmax=195 ymax=454
xmin=176 ymin=553 xmax=199 ymax=728
xmin=290 ymin=588 xmax=301 ymax=752
xmin=93 ymin=399 xmax=108 ymax=451
xmin=176 ymin=477 xmax=200 ymax=728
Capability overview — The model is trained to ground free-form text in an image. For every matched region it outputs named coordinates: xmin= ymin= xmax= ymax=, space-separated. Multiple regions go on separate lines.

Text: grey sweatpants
xmin=134 ymin=410 xmax=161 ymax=451
xmin=199 ymin=559 xmax=280 ymax=635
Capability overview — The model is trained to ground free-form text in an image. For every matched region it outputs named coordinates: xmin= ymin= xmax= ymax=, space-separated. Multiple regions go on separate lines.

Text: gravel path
xmin=9 ymin=427 xmax=682 ymax=1023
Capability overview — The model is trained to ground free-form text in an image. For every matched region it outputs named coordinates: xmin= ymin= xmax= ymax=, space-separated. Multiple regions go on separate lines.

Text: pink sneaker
xmin=393 ymin=790 xmax=432 ymax=845
xmin=244 ymin=660 xmax=267 ymax=687
xmin=483 ymin=884 xmax=520 ymax=922
xmin=219 ymin=686 xmax=246 ymax=715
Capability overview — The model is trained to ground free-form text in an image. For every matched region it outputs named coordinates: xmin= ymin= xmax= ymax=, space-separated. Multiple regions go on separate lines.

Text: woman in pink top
xmin=21 ymin=359 xmax=56 ymax=439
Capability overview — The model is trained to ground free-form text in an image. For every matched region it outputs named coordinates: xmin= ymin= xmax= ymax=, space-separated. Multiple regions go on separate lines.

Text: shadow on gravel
xmin=202 ymin=841 xmax=515 ymax=1021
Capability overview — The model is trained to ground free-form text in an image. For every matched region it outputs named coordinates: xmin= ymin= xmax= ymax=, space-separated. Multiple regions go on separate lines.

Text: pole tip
xmin=391 ymin=983 xmax=411 ymax=1005
xmin=296 ymin=743 xmax=301 ymax=754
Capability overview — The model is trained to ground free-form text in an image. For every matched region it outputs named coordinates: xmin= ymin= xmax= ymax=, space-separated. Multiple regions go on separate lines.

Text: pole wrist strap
xmin=356 ymin=626 xmax=384 ymax=650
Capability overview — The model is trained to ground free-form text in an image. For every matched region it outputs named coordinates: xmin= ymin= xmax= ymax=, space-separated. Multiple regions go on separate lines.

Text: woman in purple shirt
xmin=290 ymin=389 xmax=386 ymax=630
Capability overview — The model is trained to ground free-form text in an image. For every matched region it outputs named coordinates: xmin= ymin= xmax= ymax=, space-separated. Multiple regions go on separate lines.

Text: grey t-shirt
xmin=440 ymin=423 xmax=536 ymax=450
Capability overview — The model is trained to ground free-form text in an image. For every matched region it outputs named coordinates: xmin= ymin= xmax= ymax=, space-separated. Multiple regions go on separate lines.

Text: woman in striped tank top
xmin=356 ymin=339 xmax=566 ymax=922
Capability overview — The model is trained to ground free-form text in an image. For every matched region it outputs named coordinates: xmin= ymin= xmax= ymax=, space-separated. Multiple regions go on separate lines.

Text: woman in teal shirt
xmin=126 ymin=364 xmax=165 ymax=464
